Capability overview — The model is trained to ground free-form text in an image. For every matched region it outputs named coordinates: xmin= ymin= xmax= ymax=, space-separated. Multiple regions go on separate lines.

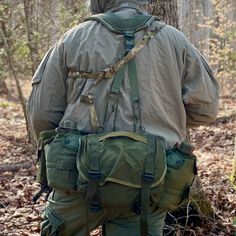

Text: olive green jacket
xmin=27 ymin=8 xmax=219 ymax=149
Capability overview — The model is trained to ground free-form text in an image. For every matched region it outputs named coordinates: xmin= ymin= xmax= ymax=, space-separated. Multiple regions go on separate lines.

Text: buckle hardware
xmin=80 ymin=94 xmax=94 ymax=104
xmin=142 ymin=173 xmax=154 ymax=183
xmin=124 ymin=32 xmax=134 ymax=41
xmin=90 ymin=203 xmax=101 ymax=213
xmin=88 ymin=170 xmax=101 ymax=180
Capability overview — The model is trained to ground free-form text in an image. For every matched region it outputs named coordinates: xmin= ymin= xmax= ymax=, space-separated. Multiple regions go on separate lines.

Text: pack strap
xmin=124 ymin=31 xmax=135 ymax=54
xmin=87 ymin=135 xmax=101 ymax=213
xmin=140 ymin=136 xmax=156 ymax=236
xmin=80 ymin=92 xmax=100 ymax=131
xmin=102 ymin=65 xmax=126 ymax=131
xmin=102 ymin=58 xmax=143 ymax=132
xmin=127 ymin=59 xmax=143 ymax=132
xmin=77 ymin=23 xmax=165 ymax=132
xmin=68 ymin=23 xmax=165 ymax=80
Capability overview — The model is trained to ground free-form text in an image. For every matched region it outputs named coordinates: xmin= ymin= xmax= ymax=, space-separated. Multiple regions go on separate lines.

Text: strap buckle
xmin=142 ymin=173 xmax=154 ymax=183
xmin=124 ymin=32 xmax=135 ymax=53
xmin=133 ymin=201 xmax=141 ymax=215
xmin=124 ymin=32 xmax=134 ymax=41
xmin=80 ymin=93 xmax=94 ymax=104
xmin=90 ymin=202 xmax=101 ymax=213
xmin=88 ymin=170 xmax=101 ymax=180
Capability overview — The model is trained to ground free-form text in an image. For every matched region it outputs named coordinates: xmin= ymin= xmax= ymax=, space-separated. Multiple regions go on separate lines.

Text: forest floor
xmin=0 ymin=80 xmax=235 ymax=236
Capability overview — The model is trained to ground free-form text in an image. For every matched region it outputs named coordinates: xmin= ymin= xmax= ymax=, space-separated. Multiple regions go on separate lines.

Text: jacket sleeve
xmin=27 ymin=39 xmax=67 ymax=141
xmin=182 ymin=40 xmax=219 ymax=128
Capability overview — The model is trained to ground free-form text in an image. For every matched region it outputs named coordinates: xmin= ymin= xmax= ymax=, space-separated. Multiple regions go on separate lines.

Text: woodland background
xmin=0 ymin=0 xmax=235 ymax=235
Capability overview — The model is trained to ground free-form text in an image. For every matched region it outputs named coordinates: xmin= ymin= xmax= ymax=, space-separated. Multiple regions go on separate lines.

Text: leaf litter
xmin=0 ymin=90 xmax=235 ymax=235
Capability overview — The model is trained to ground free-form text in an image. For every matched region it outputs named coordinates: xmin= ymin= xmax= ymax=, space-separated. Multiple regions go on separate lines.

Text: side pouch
xmin=45 ymin=131 xmax=82 ymax=191
xmin=158 ymin=142 xmax=197 ymax=211
xmin=37 ymin=130 xmax=56 ymax=185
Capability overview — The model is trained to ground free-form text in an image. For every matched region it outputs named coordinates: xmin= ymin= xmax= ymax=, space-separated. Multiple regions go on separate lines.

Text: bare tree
xmin=0 ymin=27 xmax=30 ymax=138
xmin=179 ymin=0 xmax=213 ymax=57
xmin=23 ymin=0 xmax=40 ymax=75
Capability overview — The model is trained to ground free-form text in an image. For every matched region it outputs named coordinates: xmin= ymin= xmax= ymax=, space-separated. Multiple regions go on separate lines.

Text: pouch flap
xmin=62 ymin=132 xmax=81 ymax=151
xmin=166 ymin=150 xmax=184 ymax=168
xmin=45 ymin=131 xmax=82 ymax=170
xmin=78 ymin=132 xmax=166 ymax=188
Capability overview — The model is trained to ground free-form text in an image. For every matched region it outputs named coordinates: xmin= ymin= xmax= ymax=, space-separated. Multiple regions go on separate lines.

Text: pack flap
xmin=78 ymin=132 xmax=167 ymax=188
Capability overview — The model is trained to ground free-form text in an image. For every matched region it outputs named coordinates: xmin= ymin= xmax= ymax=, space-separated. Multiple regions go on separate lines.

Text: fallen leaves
xmin=0 ymin=94 xmax=235 ymax=235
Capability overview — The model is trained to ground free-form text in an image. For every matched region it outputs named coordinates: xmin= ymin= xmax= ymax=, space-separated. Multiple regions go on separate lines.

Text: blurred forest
xmin=0 ymin=0 xmax=235 ymax=235
xmin=0 ymin=0 xmax=235 ymax=97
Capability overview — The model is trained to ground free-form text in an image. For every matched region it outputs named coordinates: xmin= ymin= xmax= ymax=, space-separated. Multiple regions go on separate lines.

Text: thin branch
xmin=0 ymin=161 xmax=33 ymax=173
xmin=0 ymin=27 xmax=30 ymax=139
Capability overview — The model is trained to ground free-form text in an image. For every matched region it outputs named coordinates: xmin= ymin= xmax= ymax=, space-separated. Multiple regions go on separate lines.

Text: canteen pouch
xmin=158 ymin=142 xmax=197 ymax=211
xmin=77 ymin=131 xmax=167 ymax=209
xmin=44 ymin=131 xmax=82 ymax=191
xmin=37 ymin=130 xmax=56 ymax=185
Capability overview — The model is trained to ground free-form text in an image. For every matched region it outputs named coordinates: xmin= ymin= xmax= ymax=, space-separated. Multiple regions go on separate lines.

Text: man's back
xmin=29 ymin=8 xmax=218 ymax=149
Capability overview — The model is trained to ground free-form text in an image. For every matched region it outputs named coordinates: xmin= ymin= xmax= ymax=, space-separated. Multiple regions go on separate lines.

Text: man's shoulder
xmin=151 ymin=21 xmax=189 ymax=47
xmin=62 ymin=20 xmax=96 ymax=39
xmin=152 ymin=22 xmax=184 ymax=37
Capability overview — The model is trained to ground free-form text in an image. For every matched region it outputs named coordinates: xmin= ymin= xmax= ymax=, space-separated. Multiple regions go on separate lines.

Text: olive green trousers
xmin=40 ymin=190 xmax=166 ymax=236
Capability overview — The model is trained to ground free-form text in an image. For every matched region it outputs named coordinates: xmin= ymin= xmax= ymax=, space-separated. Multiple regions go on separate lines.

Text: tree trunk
xmin=0 ymin=79 xmax=8 ymax=95
xmin=23 ymin=0 xmax=40 ymax=75
xmin=148 ymin=0 xmax=179 ymax=29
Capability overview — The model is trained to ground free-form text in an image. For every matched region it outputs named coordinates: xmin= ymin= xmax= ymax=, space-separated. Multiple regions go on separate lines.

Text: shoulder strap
xmin=68 ymin=21 xmax=165 ymax=80
xmin=73 ymin=17 xmax=165 ymax=132
xmin=85 ymin=13 xmax=157 ymax=34
xmin=85 ymin=13 xmax=159 ymax=54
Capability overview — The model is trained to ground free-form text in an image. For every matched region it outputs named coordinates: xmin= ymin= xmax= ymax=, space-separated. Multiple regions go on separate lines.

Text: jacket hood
xmin=89 ymin=0 xmax=150 ymax=14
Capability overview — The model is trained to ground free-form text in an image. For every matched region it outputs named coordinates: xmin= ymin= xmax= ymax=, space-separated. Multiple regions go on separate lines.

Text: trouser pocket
xmin=41 ymin=207 xmax=64 ymax=236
